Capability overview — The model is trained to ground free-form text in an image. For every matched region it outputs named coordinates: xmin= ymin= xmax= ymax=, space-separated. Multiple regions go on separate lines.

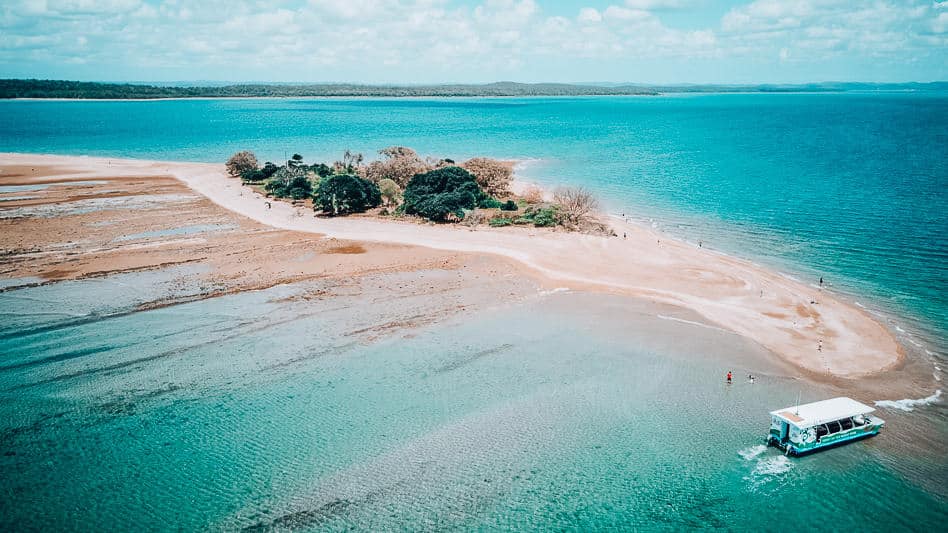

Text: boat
xmin=766 ymin=397 xmax=884 ymax=456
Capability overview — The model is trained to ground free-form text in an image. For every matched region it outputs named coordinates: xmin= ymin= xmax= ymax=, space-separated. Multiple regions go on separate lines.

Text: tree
xmin=264 ymin=168 xmax=314 ymax=199
xmin=226 ymin=150 xmax=258 ymax=177
xmin=361 ymin=146 xmax=430 ymax=187
xmin=240 ymin=160 xmax=281 ymax=183
xmin=309 ymin=163 xmax=332 ymax=177
xmin=378 ymin=178 xmax=401 ymax=206
xmin=403 ymin=166 xmax=486 ymax=222
xmin=553 ymin=186 xmax=599 ymax=226
xmin=333 ymin=149 xmax=364 ymax=175
xmin=314 ymin=174 xmax=381 ymax=216
xmin=462 ymin=157 xmax=513 ymax=197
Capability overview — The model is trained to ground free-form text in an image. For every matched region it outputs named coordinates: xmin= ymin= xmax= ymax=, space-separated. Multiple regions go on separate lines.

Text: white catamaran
xmin=766 ymin=397 xmax=884 ymax=456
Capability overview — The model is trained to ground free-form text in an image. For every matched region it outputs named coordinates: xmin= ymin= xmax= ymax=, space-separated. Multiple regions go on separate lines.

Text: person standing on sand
xmin=726 ymin=371 xmax=732 ymax=384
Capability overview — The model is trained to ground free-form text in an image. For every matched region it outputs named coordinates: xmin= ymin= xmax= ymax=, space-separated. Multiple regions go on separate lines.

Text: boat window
xmin=827 ymin=421 xmax=841 ymax=433
xmin=816 ymin=425 xmax=829 ymax=438
xmin=839 ymin=418 xmax=854 ymax=431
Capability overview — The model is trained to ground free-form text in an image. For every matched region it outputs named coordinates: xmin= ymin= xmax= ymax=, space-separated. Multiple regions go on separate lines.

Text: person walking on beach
xmin=266 ymin=201 xmax=271 ymax=209
xmin=726 ymin=371 xmax=732 ymax=384
xmin=818 ymin=339 xmax=823 ymax=352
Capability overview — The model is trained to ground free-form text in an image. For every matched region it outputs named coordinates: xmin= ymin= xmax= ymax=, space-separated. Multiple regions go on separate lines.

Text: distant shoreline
xmin=3 ymin=90 xmax=939 ymax=103
xmin=3 ymin=79 xmax=945 ymax=100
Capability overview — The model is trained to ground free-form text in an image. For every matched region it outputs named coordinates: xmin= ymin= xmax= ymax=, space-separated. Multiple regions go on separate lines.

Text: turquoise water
xmin=1 ymin=275 xmax=945 ymax=530
xmin=1 ymin=95 xmax=947 ymax=529
xmin=1 ymin=94 xmax=945 ymax=358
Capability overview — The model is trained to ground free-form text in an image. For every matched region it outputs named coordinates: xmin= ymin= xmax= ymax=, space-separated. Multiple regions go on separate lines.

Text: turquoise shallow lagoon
xmin=1 ymin=274 xmax=944 ymax=530
xmin=1 ymin=94 xmax=946 ymax=529
xmin=1 ymin=93 xmax=945 ymax=359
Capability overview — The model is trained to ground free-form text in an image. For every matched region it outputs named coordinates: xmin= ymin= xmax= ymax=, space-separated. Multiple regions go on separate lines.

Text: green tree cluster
xmin=403 ymin=167 xmax=487 ymax=222
xmin=314 ymin=174 xmax=381 ymax=216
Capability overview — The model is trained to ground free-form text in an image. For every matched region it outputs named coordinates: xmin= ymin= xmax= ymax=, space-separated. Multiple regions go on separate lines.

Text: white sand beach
xmin=0 ymin=153 xmax=903 ymax=378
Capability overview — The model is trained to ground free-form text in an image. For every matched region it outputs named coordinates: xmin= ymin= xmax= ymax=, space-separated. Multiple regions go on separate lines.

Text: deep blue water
xmin=1 ymin=94 xmax=944 ymax=360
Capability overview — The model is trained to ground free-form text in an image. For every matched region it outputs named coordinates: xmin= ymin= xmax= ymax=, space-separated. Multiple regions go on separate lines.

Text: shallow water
xmin=0 ymin=276 xmax=945 ymax=530
xmin=0 ymin=94 xmax=944 ymax=365
xmin=1 ymin=94 xmax=946 ymax=529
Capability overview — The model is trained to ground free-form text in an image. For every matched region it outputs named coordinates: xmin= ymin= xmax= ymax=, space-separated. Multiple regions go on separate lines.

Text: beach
xmin=2 ymin=152 xmax=945 ymax=530
xmin=1 ymin=153 xmax=904 ymax=380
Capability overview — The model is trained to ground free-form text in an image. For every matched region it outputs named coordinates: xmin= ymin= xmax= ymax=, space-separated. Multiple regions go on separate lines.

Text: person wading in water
xmin=726 ymin=371 xmax=732 ymax=384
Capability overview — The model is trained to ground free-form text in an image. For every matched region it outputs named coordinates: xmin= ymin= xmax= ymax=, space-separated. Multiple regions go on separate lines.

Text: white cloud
xmin=604 ymin=6 xmax=652 ymax=21
xmin=578 ymin=7 xmax=602 ymax=23
xmin=0 ymin=0 xmax=944 ymax=82
xmin=624 ymin=0 xmax=688 ymax=9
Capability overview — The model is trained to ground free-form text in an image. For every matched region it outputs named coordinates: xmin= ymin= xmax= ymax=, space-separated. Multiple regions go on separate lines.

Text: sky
xmin=1 ymin=0 xmax=946 ymax=84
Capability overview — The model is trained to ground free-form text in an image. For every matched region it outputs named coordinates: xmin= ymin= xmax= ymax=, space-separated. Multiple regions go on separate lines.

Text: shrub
xmin=478 ymin=196 xmax=502 ymax=209
xmin=362 ymin=146 xmax=430 ymax=187
xmin=266 ymin=169 xmax=314 ymax=199
xmin=489 ymin=217 xmax=513 ymax=227
xmin=314 ymin=174 xmax=381 ymax=216
xmin=462 ymin=157 xmax=513 ymax=197
xmin=403 ymin=166 xmax=486 ymax=222
xmin=531 ymin=207 xmax=558 ymax=227
xmin=378 ymin=178 xmax=401 ymax=206
xmin=309 ymin=163 xmax=332 ymax=178
xmin=553 ymin=186 xmax=599 ymax=226
xmin=501 ymin=200 xmax=518 ymax=211
xmin=517 ymin=206 xmax=558 ymax=227
xmin=521 ymin=185 xmax=544 ymax=204
xmin=226 ymin=150 xmax=259 ymax=177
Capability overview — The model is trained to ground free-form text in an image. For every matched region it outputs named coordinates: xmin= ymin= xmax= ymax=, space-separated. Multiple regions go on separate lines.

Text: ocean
xmin=1 ymin=94 xmax=946 ymax=530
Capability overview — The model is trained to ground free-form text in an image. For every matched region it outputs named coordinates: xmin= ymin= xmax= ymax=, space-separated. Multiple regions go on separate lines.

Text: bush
xmin=521 ymin=185 xmax=544 ymax=204
xmin=361 ymin=146 xmax=430 ymax=187
xmin=226 ymin=150 xmax=258 ymax=177
xmin=531 ymin=207 xmax=558 ymax=227
xmin=489 ymin=217 xmax=513 ymax=227
xmin=378 ymin=178 xmax=401 ymax=206
xmin=265 ymin=170 xmax=314 ymax=199
xmin=314 ymin=174 xmax=381 ymax=216
xmin=478 ymin=196 xmax=502 ymax=209
xmin=553 ymin=186 xmax=599 ymax=226
xmin=517 ymin=206 xmax=558 ymax=227
xmin=501 ymin=200 xmax=518 ymax=211
xmin=403 ymin=166 xmax=486 ymax=222
xmin=462 ymin=157 xmax=513 ymax=197
xmin=309 ymin=163 xmax=332 ymax=178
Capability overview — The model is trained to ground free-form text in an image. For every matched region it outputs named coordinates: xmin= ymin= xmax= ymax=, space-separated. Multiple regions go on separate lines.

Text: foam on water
xmin=752 ymin=455 xmax=793 ymax=476
xmin=875 ymin=390 xmax=943 ymax=412
xmin=738 ymin=444 xmax=767 ymax=461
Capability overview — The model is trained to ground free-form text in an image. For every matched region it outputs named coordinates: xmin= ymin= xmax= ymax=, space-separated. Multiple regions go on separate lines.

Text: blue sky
xmin=1 ymin=1 xmax=946 ymax=83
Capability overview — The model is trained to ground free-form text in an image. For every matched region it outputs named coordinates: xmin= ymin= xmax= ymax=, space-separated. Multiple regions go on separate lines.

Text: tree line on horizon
xmin=4 ymin=79 xmax=943 ymax=99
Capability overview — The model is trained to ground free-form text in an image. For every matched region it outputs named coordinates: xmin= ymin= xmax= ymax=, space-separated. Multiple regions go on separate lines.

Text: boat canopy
xmin=770 ymin=397 xmax=875 ymax=429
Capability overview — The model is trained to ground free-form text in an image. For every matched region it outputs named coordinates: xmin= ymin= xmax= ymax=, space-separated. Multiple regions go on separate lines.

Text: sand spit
xmin=0 ymin=153 xmax=903 ymax=378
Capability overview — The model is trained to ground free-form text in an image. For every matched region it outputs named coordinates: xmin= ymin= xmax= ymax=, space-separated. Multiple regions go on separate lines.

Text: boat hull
xmin=767 ymin=425 xmax=882 ymax=456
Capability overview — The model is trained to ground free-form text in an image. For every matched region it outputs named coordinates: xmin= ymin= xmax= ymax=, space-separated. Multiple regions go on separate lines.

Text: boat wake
xmin=752 ymin=455 xmax=793 ymax=476
xmin=874 ymin=389 xmax=942 ymax=412
xmin=738 ymin=444 xmax=767 ymax=461
xmin=744 ymin=454 xmax=794 ymax=492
